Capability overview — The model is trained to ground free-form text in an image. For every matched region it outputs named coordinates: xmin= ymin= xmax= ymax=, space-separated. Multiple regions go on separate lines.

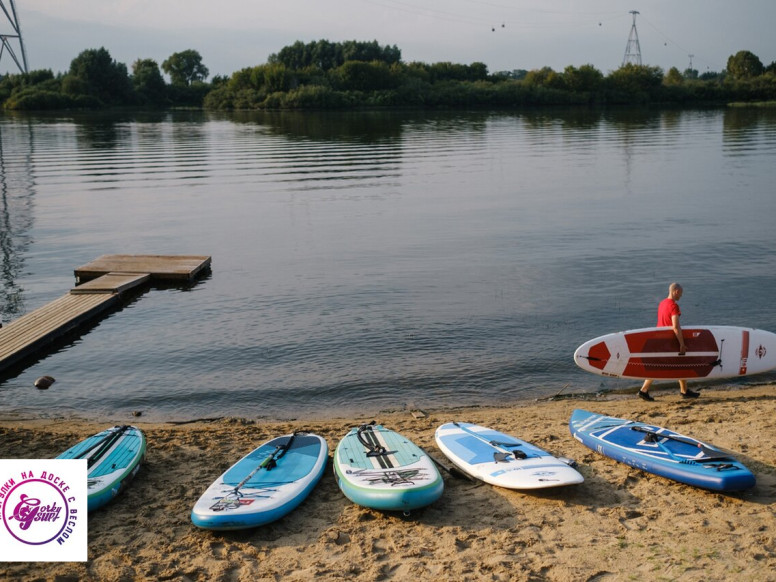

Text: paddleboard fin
xmin=558 ymin=456 xmax=578 ymax=468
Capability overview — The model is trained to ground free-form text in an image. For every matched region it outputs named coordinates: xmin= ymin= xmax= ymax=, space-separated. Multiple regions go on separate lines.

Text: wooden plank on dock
xmin=70 ymin=272 xmax=151 ymax=295
xmin=75 ymin=254 xmax=211 ymax=282
xmin=0 ymin=293 xmax=119 ymax=373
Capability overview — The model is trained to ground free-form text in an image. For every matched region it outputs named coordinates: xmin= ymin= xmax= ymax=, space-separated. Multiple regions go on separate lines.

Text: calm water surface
xmin=1 ymin=108 xmax=776 ymax=421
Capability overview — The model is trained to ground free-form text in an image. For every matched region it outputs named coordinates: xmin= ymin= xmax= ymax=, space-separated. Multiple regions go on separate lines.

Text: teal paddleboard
xmin=57 ymin=425 xmax=146 ymax=512
xmin=333 ymin=423 xmax=443 ymax=512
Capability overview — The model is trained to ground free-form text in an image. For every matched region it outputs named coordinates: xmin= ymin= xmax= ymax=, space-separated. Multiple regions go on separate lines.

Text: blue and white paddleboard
xmin=435 ymin=422 xmax=583 ymax=489
xmin=569 ymin=409 xmax=755 ymax=492
xmin=191 ymin=432 xmax=328 ymax=530
xmin=57 ymin=425 xmax=146 ymax=512
xmin=333 ymin=423 xmax=443 ymax=512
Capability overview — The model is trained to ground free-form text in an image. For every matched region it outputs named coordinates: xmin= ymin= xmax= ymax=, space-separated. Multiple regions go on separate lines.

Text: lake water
xmin=1 ymin=107 xmax=776 ymax=422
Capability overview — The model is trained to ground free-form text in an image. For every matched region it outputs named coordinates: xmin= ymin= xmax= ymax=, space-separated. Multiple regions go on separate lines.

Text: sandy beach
xmin=1 ymin=383 xmax=775 ymax=581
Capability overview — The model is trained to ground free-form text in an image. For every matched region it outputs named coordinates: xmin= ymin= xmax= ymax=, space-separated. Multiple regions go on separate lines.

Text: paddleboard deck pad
xmin=57 ymin=425 xmax=146 ymax=512
xmin=333 ymin=423 xmax=443 ymax=512
xmin=574 ymin=325 xmax=776 ymax=380
xmin=191 ymin=432 xmax=328 ymax=530
xmin=570 ymin=409 xmax=755 ymax=491
xmin=435 ymin=422 xmax=583 ymax=489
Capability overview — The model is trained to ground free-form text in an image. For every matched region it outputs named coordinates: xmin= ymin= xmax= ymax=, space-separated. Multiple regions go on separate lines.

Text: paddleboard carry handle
xmin=452 ymin=421 xmax=530 ymax=461
xmin=630 ymin=426 xmax=732 ymax=461
xmin=493 ymin=450 xmax=527 ymax=463
xmin=357 ymin=421 xmax=396 ymax=457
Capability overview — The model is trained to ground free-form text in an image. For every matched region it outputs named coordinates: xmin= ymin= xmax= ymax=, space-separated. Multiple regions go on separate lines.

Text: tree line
xmin=1 ymin=40 xmax=775 ymax=111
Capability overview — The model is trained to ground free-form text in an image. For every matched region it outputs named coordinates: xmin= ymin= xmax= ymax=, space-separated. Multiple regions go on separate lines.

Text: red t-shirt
xmin=657 ymin=297 xmax=680 ymax=327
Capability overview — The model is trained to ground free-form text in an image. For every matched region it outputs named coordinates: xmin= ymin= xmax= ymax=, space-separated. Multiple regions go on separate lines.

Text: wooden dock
xmin=75 ymin=254 xmax=212 ymax=283
xmin=0 ymin=255 xmax=211 ymax=377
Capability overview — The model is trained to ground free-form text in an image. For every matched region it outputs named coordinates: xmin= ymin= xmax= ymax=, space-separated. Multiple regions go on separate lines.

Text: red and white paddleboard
xmin=574 ymin=326 xmax=776 ymax=380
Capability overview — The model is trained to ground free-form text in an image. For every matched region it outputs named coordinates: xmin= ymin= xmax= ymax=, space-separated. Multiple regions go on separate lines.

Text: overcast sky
xmin=2 ymin=1 xmax=775 ymax=78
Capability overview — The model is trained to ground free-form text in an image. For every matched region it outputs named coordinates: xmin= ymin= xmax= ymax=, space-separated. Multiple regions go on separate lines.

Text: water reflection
xmin=723 ymin=106 xmax=776 ymax=148
xmin=227 ymin=110 xmax=406 ymax=143
xmin=0 ymin=118 xmax=35 ymax=321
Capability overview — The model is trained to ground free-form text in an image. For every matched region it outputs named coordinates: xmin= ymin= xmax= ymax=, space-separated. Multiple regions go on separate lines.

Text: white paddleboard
xmin=574 ymin=325 xmax=776 ymax=380
xmin=435 ymin=422 xmax=583 ymax=489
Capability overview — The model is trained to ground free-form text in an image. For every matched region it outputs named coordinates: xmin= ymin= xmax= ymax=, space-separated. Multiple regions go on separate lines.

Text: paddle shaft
xmin=233 ymin=433 xmax=297 ymax=493
xmin=76 ymin=425 xmax=131 ymax=469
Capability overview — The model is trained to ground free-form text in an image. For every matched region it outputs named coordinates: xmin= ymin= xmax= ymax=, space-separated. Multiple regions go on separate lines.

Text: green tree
xmin=263 ymin=63 xmax=290 ymax=93
xmin=426 ymin=61 xmax=488 ymax=82
xmin=269 ymin=40 xmax=401 ymax=71
xmin=664 ymin=67 xmax=684 ymax=86
xmin=132 ymin=58 xmax=166 ymax=105
xmin=333 ymin=61 xmax=398 ymax=91
xmin=727 ymin=50 xmax=764 ymax=80
xmin=563 ymin=64 xmax=603 ymax=93
xmin=607 ymin=64 xmax=664 ymax=98
xmin=226 ymin=67 xmax=258 ymax=91
xmin=310 ymin=39 xmax=342 ymax=70
xmin=269 ymin=41 xmax=309 ymax=70
xmin=0 ymin=69 xmax=55 ymax=102
xmin=341 ymin=40 xmax=400 ymax=65
xmin=65 ymin=47 xmax=133 ymax=105
xmin=162 ymin=49 xmax=209 ymax=86
xmin=524 ymin=67 xmax=560 ymax=88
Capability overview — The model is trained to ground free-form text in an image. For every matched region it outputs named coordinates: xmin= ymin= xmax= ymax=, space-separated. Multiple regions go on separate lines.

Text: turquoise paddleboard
xmin=333 ymin=422 xmax=443 ymax=512
xmin=191 ymin=431 xmax=328 ymax=530
xmin=57 ymin=425 xmax=146 ymax=512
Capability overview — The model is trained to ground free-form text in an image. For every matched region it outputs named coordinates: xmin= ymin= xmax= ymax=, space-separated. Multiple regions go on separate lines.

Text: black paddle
xmin=232 ymin=432 xmax=299 ymax=494
xmin=423 ymin=448 xmax=478 ymax=482
xmin=74 ymin=425 xmax=132 ymax=469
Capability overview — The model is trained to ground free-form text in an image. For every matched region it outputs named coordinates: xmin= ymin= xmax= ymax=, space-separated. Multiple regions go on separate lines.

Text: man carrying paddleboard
xmin=638 ymin=283 xmax=700 ymax=401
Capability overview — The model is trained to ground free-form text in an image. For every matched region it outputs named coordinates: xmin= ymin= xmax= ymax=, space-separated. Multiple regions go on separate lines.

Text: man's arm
xmin=671 ymin=314 xmax=686 ymax=355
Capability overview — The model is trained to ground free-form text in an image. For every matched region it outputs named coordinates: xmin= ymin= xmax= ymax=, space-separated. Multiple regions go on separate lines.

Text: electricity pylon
xmin=622 ymin=10 xmax=642 ymax=67
xmin=0 ymin=0 xmax=28 ymax=74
